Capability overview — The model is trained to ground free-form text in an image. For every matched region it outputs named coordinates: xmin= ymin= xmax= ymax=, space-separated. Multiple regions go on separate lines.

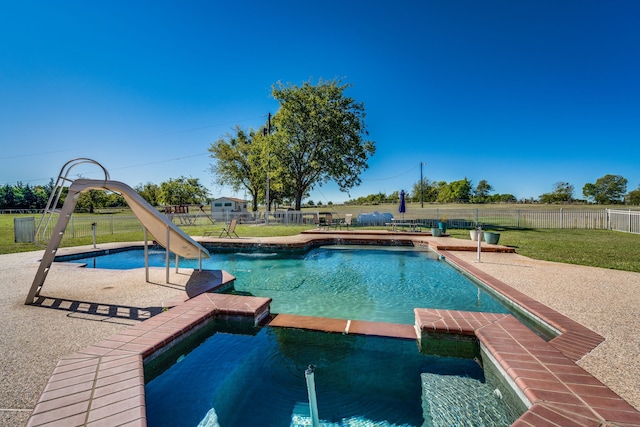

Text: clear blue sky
xmin=2 ymin=1 xmax=639 ymax=204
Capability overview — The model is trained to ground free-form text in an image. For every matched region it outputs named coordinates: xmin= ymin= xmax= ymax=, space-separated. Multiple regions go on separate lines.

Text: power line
xmin=109 ymin=153 xmax=210 ymax=172
xmin=1 ymin=153 xmax=211 ymax=186
xmin=157 ymin=115 xmax=268 ymax=136
xmin=361 ymin=163 xmax=419 ymax=181
xmin=1 ymin=114 xmax=269 ymax=185
xmin=0 ymin=114 xmax=267 ymax=162
xmin=0 ymin=147 xmax=79 ymax=160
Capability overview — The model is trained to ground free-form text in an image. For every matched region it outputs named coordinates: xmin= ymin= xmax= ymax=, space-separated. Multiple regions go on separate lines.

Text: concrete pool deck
xmin=1 ymin=232 xmax=639 ymax=426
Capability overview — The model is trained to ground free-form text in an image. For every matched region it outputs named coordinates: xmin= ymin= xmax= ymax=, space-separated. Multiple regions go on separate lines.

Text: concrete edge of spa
xmin=26 ymin=235 xmax=640 ymax=427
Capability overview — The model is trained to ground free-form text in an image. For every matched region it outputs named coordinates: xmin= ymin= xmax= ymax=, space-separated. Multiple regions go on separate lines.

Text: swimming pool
xmin=62 ymin=244 xmax=528 ymax=425
xmin=144 ymin=319 xmax=519 ymax=427
xmin=68 ymin=245 xmax=511 ymax=324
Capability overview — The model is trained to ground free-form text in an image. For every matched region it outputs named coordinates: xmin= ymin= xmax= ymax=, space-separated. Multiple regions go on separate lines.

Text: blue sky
xmin=2 ymin=1 xmax=639 ymax=204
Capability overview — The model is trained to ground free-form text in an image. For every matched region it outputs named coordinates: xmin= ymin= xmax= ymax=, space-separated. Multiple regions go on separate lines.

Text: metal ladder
xmin=26 ymin=158 xmax=110 ymax=304
xmin=35 ymin=158 xmax=110 ymax=245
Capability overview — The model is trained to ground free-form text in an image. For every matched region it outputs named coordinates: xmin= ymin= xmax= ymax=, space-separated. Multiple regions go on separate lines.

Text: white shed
xmin=210 ymin=197 xmax=249 ymax=221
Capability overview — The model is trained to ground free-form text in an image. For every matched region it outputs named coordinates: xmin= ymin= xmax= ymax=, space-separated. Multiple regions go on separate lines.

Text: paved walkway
xmin=1 ymin=233 xmax=639 ymax=426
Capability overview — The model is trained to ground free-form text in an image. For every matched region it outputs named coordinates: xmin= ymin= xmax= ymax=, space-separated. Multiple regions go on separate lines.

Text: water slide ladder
xmin=25 ymin=158 xmax=209 ymax=305
xmin=34 ymin=158 xmax=110 ymax=246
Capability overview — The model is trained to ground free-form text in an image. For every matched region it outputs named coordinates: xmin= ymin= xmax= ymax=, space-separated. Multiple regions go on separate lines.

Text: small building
xmin=210 ymin=197 xmax=250 ymax=221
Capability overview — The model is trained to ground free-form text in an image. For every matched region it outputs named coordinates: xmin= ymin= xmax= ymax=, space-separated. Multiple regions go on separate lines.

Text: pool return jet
xmin=25 ymin=158 xmax=210 ymax=305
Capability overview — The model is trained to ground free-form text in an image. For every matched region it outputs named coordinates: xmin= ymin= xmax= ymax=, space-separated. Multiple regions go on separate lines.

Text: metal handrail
xmin=35 ymin=158 xmax=110 ymax=244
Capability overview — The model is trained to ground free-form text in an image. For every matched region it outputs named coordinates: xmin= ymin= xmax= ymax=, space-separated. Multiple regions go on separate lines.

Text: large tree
xmin=539 ymin=181 xmax=574 ymax=204
xmin=582 ymin=174 xmax=627 ymax=204
xmin=270 ymin=78 xmax=375 ymax=210
xmin=135 ymin=183 xmax=160 ymax=206
xmin=627 ymin=186 xmax=640 ymax=205
xmin=209 ymin=126 xmax=266 ymax=211
xmin=157 ymin=177 xmax=209 ymax=206
xmin=411 ymin=178 xmax=438 ymax=203
xmin=437 ymin=178 xmax=472 ymax=203
xmin=473 ymin=180 xmax=493 ymax=203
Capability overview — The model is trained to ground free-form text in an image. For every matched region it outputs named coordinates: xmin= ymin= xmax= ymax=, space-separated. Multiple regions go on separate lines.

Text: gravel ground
xmin=1 ymin=241 xmax=639 ymax=426
xmin=0 ymin=247 xmax=188 ymax=427
xmin=452 ymin=250 xmax=640 ymax=412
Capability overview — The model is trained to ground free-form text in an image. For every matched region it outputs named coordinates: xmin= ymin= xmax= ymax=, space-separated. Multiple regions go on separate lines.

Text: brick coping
xmin=26 ymin=293 xmax=271 ymax=427
xmin=416 ymin=309 xmax=640 ymax=426
xmin=26 ymin=241 xmax=640 ymax=426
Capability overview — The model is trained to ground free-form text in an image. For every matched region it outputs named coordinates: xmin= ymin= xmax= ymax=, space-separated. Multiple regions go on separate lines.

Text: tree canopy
xmin=473 ymin=180 xmax=493 ymax=203
xmin=157 ymin=177 xmax=209 ymax=206
xmin=270 ymin=78 xmax=375 ymax=210
xmin=539 ymin=182 xmax=574 ymax=204
xmin=436 ymin=178 xmax=473 ymax=203
xmin=582 ymin=174 xmax=628 ymax=204
xmin=76 ymin=190 xmax=125 ymax=213
xmin=627 ymin=186 xmax=640 ymax=205
xmin=134 ymin=183 xmax=160 ymax=206
xmin=209 ymin=126 xmax=266 ymax=211
xmin=411 ymin=178 xmax=439 ymax=204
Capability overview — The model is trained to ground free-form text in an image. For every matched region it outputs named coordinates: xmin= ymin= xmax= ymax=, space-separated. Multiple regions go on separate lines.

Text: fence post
xmin=560 ymin=208 xmax=563 ymax=229
xmin=630 ymin=209 xmax=632 ymax=233
xmin=110 ymin=214 xmax=114 ymax=234
xmin=71 ymin=215 xmax=75 ymax=238
xmin=517 ymin=209 xmax=520 ymax=229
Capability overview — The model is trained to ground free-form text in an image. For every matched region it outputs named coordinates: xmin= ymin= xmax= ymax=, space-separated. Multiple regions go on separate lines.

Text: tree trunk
xmin=251 ymin=193 xmax=258 ymax=212
xmin=294 ymin=190 xmax=303 ymax=211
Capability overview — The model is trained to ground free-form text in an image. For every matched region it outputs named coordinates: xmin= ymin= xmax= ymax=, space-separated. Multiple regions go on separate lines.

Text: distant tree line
xmin=0 ymin=177 xmax=209 ymax=212
xmin=343 ymin=174 xmax=640 ymax=206
xmin=344 ymin=178 xmax=516 ymax=206
xmin=3 ymin=173 xmax=637 ymax=212
xmin=0 ymin=181 xmax=53 ymax=210
xmin=539 ymin=174 xmax=640 ymax=205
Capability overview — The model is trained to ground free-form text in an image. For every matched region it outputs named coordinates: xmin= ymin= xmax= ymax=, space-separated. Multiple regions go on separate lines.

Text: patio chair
xmin=316 ymin=213 xmax=332 ymax=230
xmin=316 ymin=216 xmax=328 ymax=229
xmin=219 ymin=219 xmax=239 ymax=238
xmin=340 ymin=214 xmax=353 ymax=230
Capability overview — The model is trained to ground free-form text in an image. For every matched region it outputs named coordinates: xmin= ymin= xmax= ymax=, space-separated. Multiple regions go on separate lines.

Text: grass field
xmin=2 ymin=207 xmax=640 ymax=273
xmin=447 ymin=228 xmax=640 ymax=273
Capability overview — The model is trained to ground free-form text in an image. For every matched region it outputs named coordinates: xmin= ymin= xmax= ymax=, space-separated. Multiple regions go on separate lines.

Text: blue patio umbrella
xmin=399 ymin=190 xmax=406 ymax=220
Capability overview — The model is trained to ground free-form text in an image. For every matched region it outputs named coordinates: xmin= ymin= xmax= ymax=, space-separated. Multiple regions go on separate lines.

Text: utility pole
xmin=265 ymin=112 xmax=271 ymax=224
xmin=420 ymin=162 xmax=424 ymax=208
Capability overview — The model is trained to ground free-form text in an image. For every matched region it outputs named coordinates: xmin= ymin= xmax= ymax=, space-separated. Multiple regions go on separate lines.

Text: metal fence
xmin=17 ymin=207 xmax=640 ymax=242
xmin=608 ymin=209 xmax=640 ymax=234
xmin=167 ymin=208 xmax=638 ymax=232
xmin=335 ymin=208 xmax=612 ymax=230
xmin=413 ymin=208 xmax=610 ymax=230
xmin=38 ymin=215 xmax=145 ymax=241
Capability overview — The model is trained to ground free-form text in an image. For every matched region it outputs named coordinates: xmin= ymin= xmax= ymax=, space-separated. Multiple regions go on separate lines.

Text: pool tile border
xmin=268 ymin=313 xmax=418 ymax=339
xmin=436 ymin=249 xmax=608 ymax=362
xmin=26 ymin=293 xmax=271 ymax=427
xmin=431 ymin=249 xmax=640 ymax=426
xmin=416 ymin=309 xmax=640 ymax=425
xmin=26 ymin=239 xmax=640 ymax=426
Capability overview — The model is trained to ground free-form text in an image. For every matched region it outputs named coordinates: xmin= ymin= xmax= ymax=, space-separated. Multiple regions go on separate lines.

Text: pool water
xmin=69 ymin=246 xmax=510 ymax=324
xmin=144 ymin=320 xmax=518 ymax=427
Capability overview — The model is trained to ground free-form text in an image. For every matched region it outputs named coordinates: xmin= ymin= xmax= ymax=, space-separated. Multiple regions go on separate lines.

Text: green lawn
xmin=3 ymin=213 xmax=640 ymax=273
xmin=447 ymin=228 xmax=640 ymax=272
